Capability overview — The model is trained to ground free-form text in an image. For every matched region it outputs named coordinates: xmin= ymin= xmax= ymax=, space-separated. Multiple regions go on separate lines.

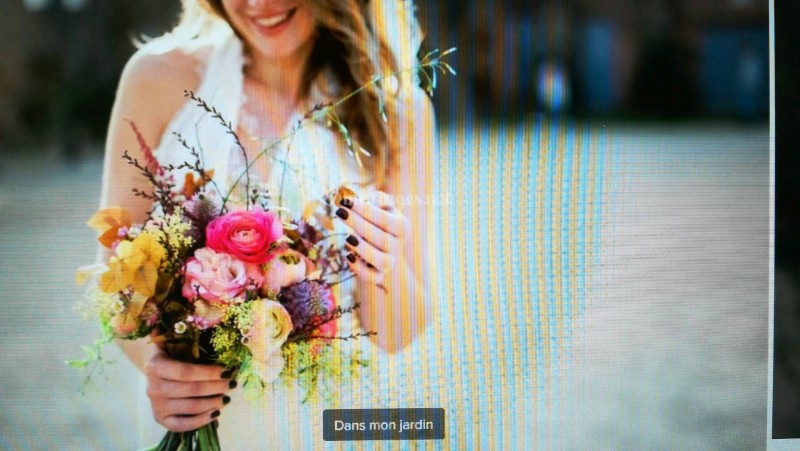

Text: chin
xmin=238 ymin=5 xmax=316 ymax=60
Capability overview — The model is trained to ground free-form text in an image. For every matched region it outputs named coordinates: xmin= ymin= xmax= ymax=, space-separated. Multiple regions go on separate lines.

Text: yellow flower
xmin=99 ymin=233 xmax=166 ymax=297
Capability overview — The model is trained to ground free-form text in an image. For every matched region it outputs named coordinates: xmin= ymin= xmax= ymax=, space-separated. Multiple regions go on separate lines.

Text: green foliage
xmin=65 ymin=320 xmax=117 ymax=394
xmin=210 ymin=325 xmax=248 ymax=370
xmin=281 ymin=341 xmax=369 ymax=404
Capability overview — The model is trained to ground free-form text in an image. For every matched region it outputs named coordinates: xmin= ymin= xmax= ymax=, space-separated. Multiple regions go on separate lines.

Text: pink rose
xmin=182 ymin=247 xmax=265 ymax=303
xmin=261 ymin=247 xmax=316 ymax=295
xmin=206 ymin=210 xmax=283 ymax=265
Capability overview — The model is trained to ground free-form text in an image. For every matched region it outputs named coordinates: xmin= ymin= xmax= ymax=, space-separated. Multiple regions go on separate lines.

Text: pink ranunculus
xmin=182 ymin=247 xmax=265 ymax=303
xmin=205 ymin=209 xmax=283 ymax=265
xmin=261 ymin=247 xmax=312 ymax=296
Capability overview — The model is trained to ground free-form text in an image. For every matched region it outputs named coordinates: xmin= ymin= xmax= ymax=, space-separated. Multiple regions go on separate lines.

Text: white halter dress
xmin=148 ymin=29 xmax=380 ymax=449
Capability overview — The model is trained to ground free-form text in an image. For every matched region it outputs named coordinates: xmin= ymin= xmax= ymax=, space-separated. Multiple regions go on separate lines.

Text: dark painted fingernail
xmin=222 ymin=395 xmax=231 ymax=405
xmin=211 ymin=410 xmax=220 ymax=419
xmin=212 ymin=419 xmax=219 ymax=430
xmin=366 ymin=262 xmax=376 ymax=269
xmin=229 ymin=380 xmax=238 ymax=389
xmin=346 ymin=253 xmax=356 ymax=263
xmin=220 ymin=370 xmax=233 ymax=379
xmin=336 ymin=208 xmax=349 ymax=220
xmin=346 ymin=235 xmax=359 ymax=246
xmin=341 ymin=198 xmax=353 ymax=209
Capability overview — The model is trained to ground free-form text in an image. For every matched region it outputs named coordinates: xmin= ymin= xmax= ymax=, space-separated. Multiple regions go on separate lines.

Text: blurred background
xmin=0 ymin=0 xmax=770 ymax=152
xmin=0 ymin=0 xmax=791 ymax=448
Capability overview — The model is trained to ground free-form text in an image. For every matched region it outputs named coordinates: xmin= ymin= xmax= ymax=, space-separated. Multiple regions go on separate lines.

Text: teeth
xmin=255 ymin=12 xmax=290 ymax=28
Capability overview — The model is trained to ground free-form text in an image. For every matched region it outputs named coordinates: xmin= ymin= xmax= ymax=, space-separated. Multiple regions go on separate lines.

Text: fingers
xmin=345 ymin=234 xmax=395 ymax=271
xmin=337 ymin=190 xmax=411 ymax=280
xmin=337 ymin=199 xmax=408 ymax=251
xmin=161 ymin=395 xmax=229 ymax=416
xmin=160 ymin=409 xmax=220 ymax=433
xmin=145 ymin=350 xmax=235 ymax=432
xmin=336 ymin=205 xmax=393 ymax=251
xmin=146 ymin=351 xmax=228 ymax=382
xmin=348 ymin=195 xmax=406 ymax=237
xmin=356 ymin=194 xmax=410 ymax=237
xmin=147 ymin=378 xmax=231 ymax=399
xmin=347 ymin=254 xmax=384 ymax=285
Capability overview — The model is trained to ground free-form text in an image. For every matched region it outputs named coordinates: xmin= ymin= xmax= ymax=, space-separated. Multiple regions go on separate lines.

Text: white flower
xmin=110 ymin=299 xmax=126 ymax=315
xmin=254 ymin=350 xmax=285 ymax=383
xmin=174 ymin=321 xmax=187 ymax=334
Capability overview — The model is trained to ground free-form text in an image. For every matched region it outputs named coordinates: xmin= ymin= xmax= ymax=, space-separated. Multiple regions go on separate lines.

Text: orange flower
xmin=333 ymin=185 xmax=357 ymax=208
xmin=99 ymin=233 xmax=166 ymax=297
xmin=182 ymin=169 xmax=215 ymax=198
xmin=87 ymin=207 xmax=132 ymax=248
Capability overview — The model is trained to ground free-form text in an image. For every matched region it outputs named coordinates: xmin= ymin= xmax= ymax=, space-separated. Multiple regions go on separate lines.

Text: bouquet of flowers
xmin=72 ymin=119 xmax=375 ymax=448
xmin=70 ymin=47 xmax=455 ymax=451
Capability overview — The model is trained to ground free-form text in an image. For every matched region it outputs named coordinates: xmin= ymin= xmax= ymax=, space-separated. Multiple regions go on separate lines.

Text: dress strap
xmin=193 ymin=31 xmax=246 ymax=194
xmin=150 ymin=28 xmax=246 ymax=198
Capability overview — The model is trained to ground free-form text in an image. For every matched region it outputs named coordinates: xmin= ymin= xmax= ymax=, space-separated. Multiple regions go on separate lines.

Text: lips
xmin=251 ymin=8 xmax=296 ymax=31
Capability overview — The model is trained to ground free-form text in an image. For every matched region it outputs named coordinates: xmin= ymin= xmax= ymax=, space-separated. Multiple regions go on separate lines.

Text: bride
xmin=100 ymin=0 xmax=435 ymax=444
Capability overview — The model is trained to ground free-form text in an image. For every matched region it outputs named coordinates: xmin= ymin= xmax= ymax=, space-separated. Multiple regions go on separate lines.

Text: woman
xmin=101 ymin=0 xmax=436 ymax=441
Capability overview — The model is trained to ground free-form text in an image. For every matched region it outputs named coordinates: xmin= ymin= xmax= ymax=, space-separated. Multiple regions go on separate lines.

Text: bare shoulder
xmin=114 ymin=47 xmax=206 ymax=135
xmin=102 ymin=47 xmax=207 ymax=215
xmin=122 ymin=46 xmax=205 ymax=91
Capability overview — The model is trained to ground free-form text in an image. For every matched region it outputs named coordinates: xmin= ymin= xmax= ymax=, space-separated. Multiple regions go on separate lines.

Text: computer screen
xmin=0 ymin=0 xmax=789 ymax=449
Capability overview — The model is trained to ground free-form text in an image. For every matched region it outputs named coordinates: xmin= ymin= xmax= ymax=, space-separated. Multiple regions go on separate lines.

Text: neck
xmin=244 ymin=43 xmax=313 ymax=104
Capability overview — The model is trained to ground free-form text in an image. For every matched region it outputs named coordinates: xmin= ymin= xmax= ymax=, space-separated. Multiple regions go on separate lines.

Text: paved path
xmin=572 ymin=124 xmax=769 ymax=449
xmin=0 ymin=123 xmax=772 ymax=449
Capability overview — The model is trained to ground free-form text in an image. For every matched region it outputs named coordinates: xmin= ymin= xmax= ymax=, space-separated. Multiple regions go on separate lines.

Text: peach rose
xmin=182 ymin=247 xmax=264 ymax=303
xmin=261 ymin=247 xmax=316 ymax=296
xmin=247 ymin=299 xmax=293 ymax=359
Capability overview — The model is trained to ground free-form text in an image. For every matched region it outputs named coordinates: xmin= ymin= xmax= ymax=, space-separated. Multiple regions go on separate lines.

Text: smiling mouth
xmin=253 ymin=8 xmax=296 ymax=29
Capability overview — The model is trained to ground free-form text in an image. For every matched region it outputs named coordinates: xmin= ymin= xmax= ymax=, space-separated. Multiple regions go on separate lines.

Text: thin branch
xmin=287 ymin=331 xmax=376 ymax=343
xmin=184 ymin=90 xmax=252 ymax=206
xmin=219 ymin=50 xmax=457 ymax=209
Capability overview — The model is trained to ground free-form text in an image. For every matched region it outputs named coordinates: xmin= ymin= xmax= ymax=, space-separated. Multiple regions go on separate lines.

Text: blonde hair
xmin=147 ymin=0 xmax=423 ymax=187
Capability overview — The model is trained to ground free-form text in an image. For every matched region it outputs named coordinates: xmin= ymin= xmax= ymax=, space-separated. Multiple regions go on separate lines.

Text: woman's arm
xmin=101 ymin=49 xmax=232 ymax=431
xmin=342 ymin=88 xmax=436 ymax=353
xmin=102 ymin=49 xmax=199 ymax=369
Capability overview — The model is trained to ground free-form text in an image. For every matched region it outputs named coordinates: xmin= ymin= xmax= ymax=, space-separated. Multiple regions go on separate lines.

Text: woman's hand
xmin=144 ymin=349 xmax=234 ymax=432
xmin=336 ymin=191 xmax=410 ymax=285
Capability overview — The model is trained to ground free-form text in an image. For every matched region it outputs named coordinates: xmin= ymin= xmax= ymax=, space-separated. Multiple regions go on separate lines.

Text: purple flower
xmin=279 ymin=280 xmax=337 ymax=335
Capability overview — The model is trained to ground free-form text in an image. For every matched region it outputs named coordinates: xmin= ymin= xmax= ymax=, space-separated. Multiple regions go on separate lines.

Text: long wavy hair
xmin=162 ymin=0 xmax=420 ymax=187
